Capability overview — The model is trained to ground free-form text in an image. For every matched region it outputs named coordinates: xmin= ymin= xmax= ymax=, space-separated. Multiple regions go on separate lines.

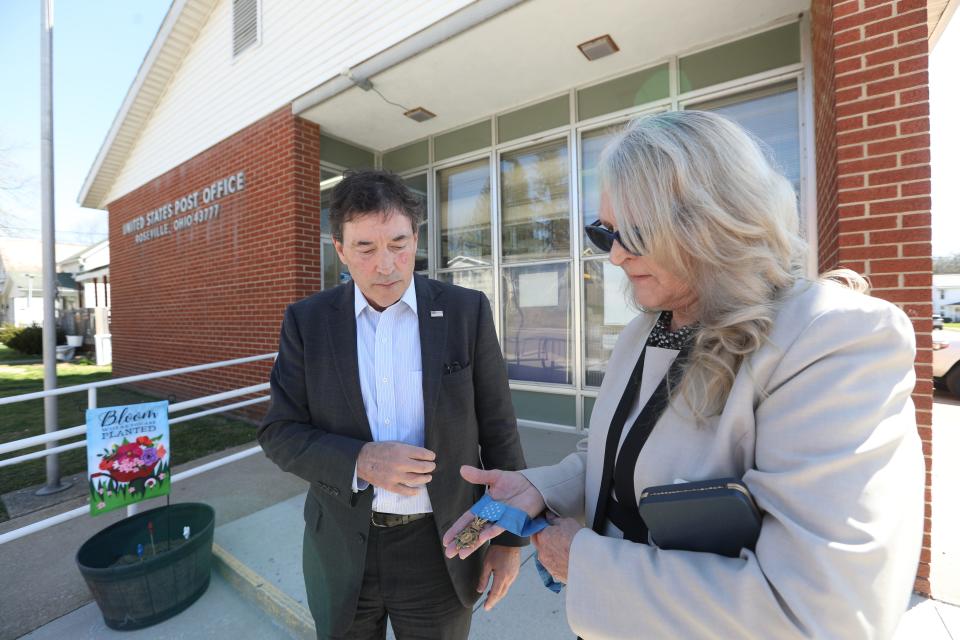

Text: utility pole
xmin=37 ymin=0 xmax=68 ymax=496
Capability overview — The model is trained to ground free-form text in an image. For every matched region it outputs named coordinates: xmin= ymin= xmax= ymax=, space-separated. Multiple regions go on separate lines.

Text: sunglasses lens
xmin=584 ymin=224 xmax=613 ymax=252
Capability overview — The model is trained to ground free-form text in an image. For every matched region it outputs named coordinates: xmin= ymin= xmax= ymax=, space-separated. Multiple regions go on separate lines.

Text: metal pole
xmin=36 ymin=0 xmax=68 ymax=496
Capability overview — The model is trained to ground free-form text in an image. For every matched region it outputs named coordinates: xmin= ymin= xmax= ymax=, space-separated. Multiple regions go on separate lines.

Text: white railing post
xmin=88 ymin=387 xmax=97 ymax=410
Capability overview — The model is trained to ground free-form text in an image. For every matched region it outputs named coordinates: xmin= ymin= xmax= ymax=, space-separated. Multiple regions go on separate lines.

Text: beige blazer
xmin=522 ymin=279 xmax=924 ymax=639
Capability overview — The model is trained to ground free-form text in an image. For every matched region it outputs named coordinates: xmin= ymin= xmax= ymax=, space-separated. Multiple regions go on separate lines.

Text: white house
xmin=0 ymin=237 xmax=88 ymax=327
xmin=934 ymin=273 xmax=960 ymax=320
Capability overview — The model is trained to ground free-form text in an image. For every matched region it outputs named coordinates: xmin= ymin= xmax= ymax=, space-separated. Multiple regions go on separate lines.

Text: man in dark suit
xmin=258 ymin=169 xmax=527 ymax=640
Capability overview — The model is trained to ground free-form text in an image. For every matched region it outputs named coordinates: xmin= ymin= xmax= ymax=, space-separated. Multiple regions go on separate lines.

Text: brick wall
xmin=814 ymin=0 xmax=932 ymax=594
xmin=106 ymin=106 xmax=321 ymax=413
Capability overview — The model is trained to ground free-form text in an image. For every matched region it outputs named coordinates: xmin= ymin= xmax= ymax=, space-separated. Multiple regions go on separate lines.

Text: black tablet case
xmin=637 ymin=477 xmax=762 ymax=558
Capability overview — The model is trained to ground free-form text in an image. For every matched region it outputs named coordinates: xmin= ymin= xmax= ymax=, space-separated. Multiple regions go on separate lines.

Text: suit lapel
xmin=325 ymin=283 xmax=373 ymax=441
xmin=415 ymin=275 xmax=446 ymax=449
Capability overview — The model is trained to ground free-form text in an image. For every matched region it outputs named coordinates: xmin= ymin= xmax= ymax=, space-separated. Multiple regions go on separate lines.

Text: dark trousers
xmin=311 ymin=516 xmax=472 ymax=640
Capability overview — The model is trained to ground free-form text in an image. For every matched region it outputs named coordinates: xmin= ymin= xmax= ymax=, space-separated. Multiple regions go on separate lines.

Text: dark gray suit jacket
xmin=258 ymin=274 xmax=526 ymax=636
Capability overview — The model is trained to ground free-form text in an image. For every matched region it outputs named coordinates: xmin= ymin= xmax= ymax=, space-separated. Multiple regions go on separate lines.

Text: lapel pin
xmin=430 ymin=310 xmax=444 ymax=318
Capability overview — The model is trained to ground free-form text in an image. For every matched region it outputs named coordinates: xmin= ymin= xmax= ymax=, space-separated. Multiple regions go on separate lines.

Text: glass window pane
xmin=511 ymin=390 xmax=576 ymax=427
xmin=320 ymin=168 xmax=347 ymax=289
xmin=583 ymin=260 xmax=638 ymax=387
xmin=402 ymin=173 xmax=429 ymax=272
xmin=502 ymin=263 xmax=572 ymax=384
xmin=500 ymin=140 xmax=570 ymax=262
xmin=322 ymin=239 xmax=348 ymax=290
xmin=580 ymin=126 xmax=620 ymax=256
xmin=695 ymin=83 xmax=801 ymax=197
xmin=320 ymin=168 xmax=342 ymax=234
xmin=583 ymin=395 xmax=596 ymax=428
xmin=438 ymin=159 xmax=492 ymax=268
xmin=437 ymin=269 xmax=494 ymax=308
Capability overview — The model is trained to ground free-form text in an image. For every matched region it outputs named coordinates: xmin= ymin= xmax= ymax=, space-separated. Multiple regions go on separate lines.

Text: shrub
xmin=2 ymin=324 xmax=66 ymax=355
xmin=0 ymin=324 xmax=19 ymax=345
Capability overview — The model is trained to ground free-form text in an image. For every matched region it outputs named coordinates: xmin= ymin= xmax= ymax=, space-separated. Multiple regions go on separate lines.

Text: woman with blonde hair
xmin=443 ymin=110 xmax=923 ymax=639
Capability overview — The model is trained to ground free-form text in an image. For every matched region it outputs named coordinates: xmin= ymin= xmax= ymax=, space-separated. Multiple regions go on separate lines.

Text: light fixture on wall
xmin=577 ymin=34 xmax=619 ymax=61
xmin=342 ymin=68 xmax=436 ymax=123
xmin=403 ymin=107 xmax=436 ymax=123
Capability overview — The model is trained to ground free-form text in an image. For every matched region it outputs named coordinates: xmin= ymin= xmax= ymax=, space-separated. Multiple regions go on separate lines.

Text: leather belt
xmin=370 ymin=512 xmax=430 ymax=528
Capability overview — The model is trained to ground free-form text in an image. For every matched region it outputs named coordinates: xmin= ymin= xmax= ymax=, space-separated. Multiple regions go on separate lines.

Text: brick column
xmin=813 ymin=0 xmax=932 ymax=594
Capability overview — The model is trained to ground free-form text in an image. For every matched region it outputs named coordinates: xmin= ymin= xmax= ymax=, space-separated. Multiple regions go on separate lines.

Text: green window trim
xmin=433 ymin=120 xmax=492 ymax=162
xmin=383 ymin=139 xmax=429 ymax=173
xmin=319 ymin=134 xmax=374 ymax=169
xmin=678 ymin=23 xmax=801 ymax=94
xmin=576 ymin=63 xmax=669 ymax=121
xmin=498 ymin=95 xmax=570 ymax=143
xmin=511 ymin=389 xmax=577 ymax=427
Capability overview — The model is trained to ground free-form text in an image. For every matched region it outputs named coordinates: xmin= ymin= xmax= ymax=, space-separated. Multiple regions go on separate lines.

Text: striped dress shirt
xmin=353 ymin=279 xmax=432 ymax=515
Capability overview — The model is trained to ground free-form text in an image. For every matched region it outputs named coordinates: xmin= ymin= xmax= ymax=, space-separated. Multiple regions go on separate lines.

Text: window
xmin=501 ymin=263 xmax=572 ymax=384
xmin=692 ymin=82 xmax=802 ymax=197
xmin=583 ymin=260 xmax=637 ymax=387
xmin=438 ymin=159 xmax=492 ymax=268
xmin=580 ymin=126 xmax=620 ymax=256
xmin=500 ymin=140 xmax=570 ymax=262
xmin=320 ymin=168 xmax=347 ymax=290
xmin=232 ymin=0 xmax=260 ymax=58
xmin=402 ymin=174 xmax=429 ymax=272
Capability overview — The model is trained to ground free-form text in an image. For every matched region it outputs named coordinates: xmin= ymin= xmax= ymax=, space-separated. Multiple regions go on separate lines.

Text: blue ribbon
xmin=468 ymin=494 xmax=564 ymax=593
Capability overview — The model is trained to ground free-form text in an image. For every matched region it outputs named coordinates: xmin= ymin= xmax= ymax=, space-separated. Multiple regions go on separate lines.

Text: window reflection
xmin=583 ymin=260 xmax=637 ymax=386
xmin=438 ymin=160 xmax=492 ymax=268
xmin=437 ymin=269 xmax=494 ymax=308
xmin=320 ymin=169 xmax=348 ymax=289
xmin=500 ymin=140 xmax=570 ymax=262
xmin=502 ymin=263 xmax=571 ymax=384
xmin=695 ymin=84 xmax=801 ymax=196
xmin=402 ymin=173 xmax=429 ymax=272
xmin=580 ymin=127 xmax=619 ymax=256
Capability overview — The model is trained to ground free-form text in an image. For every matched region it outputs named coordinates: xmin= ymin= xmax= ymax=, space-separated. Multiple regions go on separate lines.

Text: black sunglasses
xmin=584 ymin=220 xmax=643 ymax=255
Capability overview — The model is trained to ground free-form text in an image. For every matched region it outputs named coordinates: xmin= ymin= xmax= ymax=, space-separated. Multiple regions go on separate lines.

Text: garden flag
xmin=86 ymin=401 xmax=171 ymax=516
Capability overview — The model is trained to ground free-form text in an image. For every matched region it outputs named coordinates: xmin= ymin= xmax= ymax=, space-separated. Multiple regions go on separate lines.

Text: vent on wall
xmin=233 ymin=0 xmax=259 ymax=57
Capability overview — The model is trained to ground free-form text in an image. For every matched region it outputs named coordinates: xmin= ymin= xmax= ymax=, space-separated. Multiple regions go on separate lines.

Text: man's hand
xmin=442 ymin=466 xmax=546 ymax=559
xmin=356 ymin=441 xmax=436 ymax=496
xmin=531 ymin=513 xmax=583 ymax=585
xmin=476 ymin=545 xmax=520 ymax=611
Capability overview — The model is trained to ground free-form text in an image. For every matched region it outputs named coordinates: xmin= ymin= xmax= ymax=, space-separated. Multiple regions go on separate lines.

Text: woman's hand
xmin=532 ymin=513 xmax=584 ymax=584
xmin=442 ymin=465 xmax=546 ymax=559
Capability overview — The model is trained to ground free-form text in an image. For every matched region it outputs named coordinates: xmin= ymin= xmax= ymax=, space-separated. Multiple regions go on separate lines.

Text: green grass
xmin=944 ymin=323 xmax=960 ymax=331
xmin=0 ymin=361 xmax=258 ymax=523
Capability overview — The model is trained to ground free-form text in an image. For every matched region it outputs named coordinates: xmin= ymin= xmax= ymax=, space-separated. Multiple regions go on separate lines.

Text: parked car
xmin=933 ymin=330 xmax=960 ymax=397
xmin=933 ymin=314 xmax=944 ymax=330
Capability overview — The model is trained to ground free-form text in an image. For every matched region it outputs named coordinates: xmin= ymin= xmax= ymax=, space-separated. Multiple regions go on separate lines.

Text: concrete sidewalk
xmin=0 ymin=443 xmax=309 ymax=640
xmin=6 ymin=427 xmax=960 ymax=639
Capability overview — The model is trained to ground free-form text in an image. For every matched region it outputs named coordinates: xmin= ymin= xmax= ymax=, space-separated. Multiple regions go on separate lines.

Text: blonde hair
xmin=600 ymin=110 xmax=816 ymax=420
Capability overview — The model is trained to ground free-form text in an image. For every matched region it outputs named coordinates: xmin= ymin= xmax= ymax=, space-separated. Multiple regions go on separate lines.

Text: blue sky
xmin=0 ymin=0 xmax=169 ymax=244
xmin=0 ymin=2 xmax=957 ymax=256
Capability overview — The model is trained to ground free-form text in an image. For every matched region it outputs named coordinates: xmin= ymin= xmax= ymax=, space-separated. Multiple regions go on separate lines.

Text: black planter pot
xmin=76 ymin=502 xmax=215 ymax=631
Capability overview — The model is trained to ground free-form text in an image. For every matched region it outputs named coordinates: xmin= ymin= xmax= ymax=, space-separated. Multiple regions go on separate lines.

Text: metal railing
xmin=0 ymin=352 xmax=277 ymax=545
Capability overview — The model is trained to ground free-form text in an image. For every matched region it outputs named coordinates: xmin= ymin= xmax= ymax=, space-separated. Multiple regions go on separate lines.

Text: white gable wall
xmin=106 ymin=0 xmax=473 ymax=204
